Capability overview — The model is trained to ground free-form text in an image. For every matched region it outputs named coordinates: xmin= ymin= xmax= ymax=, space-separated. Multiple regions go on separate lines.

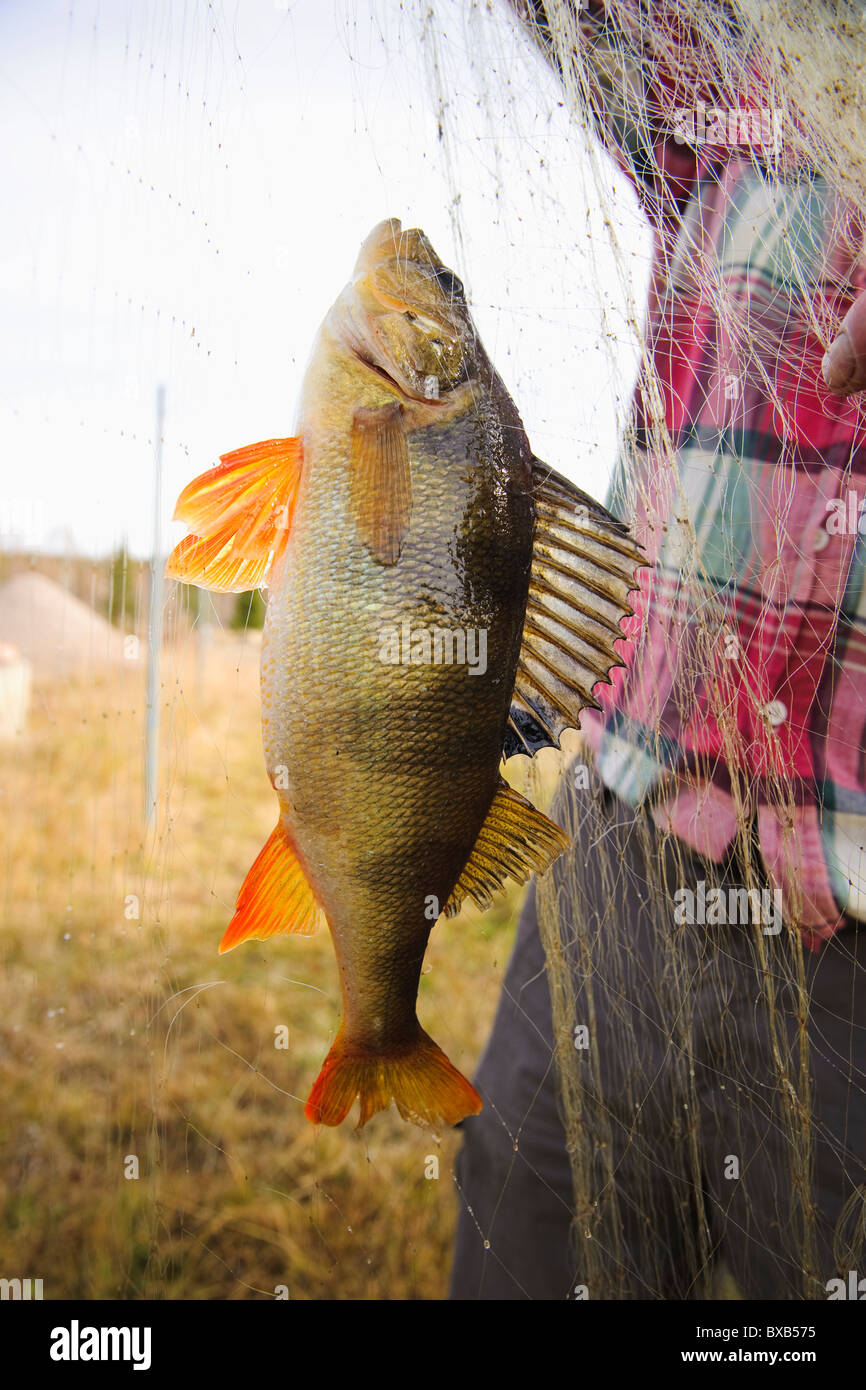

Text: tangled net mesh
xmin=416 ymin=0 xmax=866 ymax=1297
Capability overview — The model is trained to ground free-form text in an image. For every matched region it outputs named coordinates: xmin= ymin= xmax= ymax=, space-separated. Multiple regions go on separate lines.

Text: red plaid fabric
xmin=570 ymin=1 xmax=866 ymax=942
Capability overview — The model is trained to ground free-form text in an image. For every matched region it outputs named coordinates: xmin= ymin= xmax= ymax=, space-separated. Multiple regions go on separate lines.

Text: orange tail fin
xmin=305 ymin=1026 xmax=482 ymax=1129
xmin=219 ymin=821 xmax=326 ymax=953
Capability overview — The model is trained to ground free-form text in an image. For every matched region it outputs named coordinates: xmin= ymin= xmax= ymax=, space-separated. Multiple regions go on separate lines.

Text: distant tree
xmin=174 ymin=580 xmax=201 ymax=624
xmin=106 ymin=545 xmax=141 ymax=628
xmin=231 ymin=589 xmax=266 ymax=630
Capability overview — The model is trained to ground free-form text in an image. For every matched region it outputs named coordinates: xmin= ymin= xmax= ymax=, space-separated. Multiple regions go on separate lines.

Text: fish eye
xmin=433 ymin=266 xmax=464 ymax=300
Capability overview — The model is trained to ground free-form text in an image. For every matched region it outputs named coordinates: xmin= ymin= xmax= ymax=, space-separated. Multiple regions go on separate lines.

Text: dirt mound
xmin=0 ymin=572 xmax=140 ymax=677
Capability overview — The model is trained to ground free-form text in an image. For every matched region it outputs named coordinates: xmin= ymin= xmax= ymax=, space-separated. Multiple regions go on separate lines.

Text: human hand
xmin=823 ymin=293 xmax=866 ymax=395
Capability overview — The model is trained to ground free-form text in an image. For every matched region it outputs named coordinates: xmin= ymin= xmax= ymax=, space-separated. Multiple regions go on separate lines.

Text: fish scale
xmin=264 ymin=401 xmax=533 ymax=1057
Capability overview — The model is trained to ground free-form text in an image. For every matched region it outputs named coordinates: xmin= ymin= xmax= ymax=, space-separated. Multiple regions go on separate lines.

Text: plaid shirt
xmin=570 ymin=2 xmax=866 ymax=943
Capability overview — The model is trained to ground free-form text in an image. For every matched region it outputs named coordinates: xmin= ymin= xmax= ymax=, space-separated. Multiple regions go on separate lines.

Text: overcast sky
xmin=0 ymin=0 xmax=649 ymax=560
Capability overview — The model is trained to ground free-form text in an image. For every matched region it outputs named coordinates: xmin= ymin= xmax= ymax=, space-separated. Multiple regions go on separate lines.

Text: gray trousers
xmin=449 ymin=782 xmax=866 ymax=1300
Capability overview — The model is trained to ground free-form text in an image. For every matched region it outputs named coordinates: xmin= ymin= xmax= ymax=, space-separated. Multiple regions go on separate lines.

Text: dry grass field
xmin=0 ymin=623 xmax=562 ymax=1300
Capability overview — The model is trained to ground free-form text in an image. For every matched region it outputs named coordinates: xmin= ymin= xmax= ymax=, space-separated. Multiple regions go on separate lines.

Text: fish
xmin=166 ymin=218 xmax=644 ymax=1129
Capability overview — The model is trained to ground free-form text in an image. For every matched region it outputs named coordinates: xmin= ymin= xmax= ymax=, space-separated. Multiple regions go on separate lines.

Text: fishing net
xmin=5 ymin=0 xmax=615 ymax=1302
xmin=3 ymin=0 xmax=866 ymax=1304
xmin=425 ymin=0 xmax=866 ymax=1299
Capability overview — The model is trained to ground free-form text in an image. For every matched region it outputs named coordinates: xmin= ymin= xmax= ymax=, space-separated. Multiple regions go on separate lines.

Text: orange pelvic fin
xmin=166 ymin=436 xmax=303 ymax=592
xmin=350 ymin=403 xmax=411 ymax=566
xmin=219 ymin=821 xmax=326 ymax=954
xmin=304 ymin=1026 xmax=482 ymax=1128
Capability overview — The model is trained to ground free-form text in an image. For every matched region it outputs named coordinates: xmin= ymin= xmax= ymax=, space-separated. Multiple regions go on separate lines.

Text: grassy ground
xmin=0 ymin=631 xmax=541 ymax=1299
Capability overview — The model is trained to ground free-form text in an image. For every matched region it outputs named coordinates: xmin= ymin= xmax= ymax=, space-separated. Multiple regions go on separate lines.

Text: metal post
xmin=145 ymin=384 xmax=166 ymax=828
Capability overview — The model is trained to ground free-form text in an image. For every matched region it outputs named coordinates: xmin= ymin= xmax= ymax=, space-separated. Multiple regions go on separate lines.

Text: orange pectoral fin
xmin=166 ymin=436 xmax=303 ymax=592
xmin=219 ymin=821 xmax=326 ymax=953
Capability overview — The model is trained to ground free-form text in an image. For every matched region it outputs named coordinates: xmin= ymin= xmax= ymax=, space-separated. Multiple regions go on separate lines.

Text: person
xmin=450 ymin=0 xmax=866 ymax=1300
xmin=824 ymin=292 xmax=866 ymax=396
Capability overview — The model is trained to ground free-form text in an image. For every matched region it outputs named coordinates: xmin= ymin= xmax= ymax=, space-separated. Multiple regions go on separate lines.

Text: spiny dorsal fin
xmin=166 ymin=437 xmax=303 ymax=592
xmin=443 ymin=781 xmax=570 ymax=917
xmin=504 ymin=460 xmax=645 ymax=756
xmin=350 ymin=402 xmax=412 ymax=566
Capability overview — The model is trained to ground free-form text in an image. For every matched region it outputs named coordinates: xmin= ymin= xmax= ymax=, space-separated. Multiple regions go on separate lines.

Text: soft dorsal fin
xmin=504 ymin=461 xmax=645 ymax=756
xmin=443 ymin=781 xmax=570 ymax=918
xmin=166 ymin=436 xmax=303 ymax=592
xmin=350 ymin=403 xmax=412 ymax=566
xmin=219 ymin=819 xmax=327 ymax=953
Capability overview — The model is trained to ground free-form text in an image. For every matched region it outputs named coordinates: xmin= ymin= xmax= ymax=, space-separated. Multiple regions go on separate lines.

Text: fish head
xmin=332 ymin=218 xmax=477 ymax=403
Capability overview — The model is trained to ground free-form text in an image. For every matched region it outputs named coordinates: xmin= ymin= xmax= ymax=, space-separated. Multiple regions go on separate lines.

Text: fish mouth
xmin=342 ymin=295 xmax=458 ymax=404
xmin=346 ymin=287 xmax=471 ymax=405
xmin=337 ymin=230 xmax=472 ymax=404
xmin=348 ymin=343 xmax=448 ymax=405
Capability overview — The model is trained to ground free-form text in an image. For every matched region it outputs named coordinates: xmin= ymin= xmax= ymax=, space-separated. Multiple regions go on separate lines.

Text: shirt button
xmin=763 ymin=699 xmax=788 ymax=726
xmin=811 ymin=526 xmax=830 ymax=551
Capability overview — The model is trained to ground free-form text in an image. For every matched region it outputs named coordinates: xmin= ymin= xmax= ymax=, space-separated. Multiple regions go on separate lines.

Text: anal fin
xmin=444 ymin=781 xmax=569 ymax=917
